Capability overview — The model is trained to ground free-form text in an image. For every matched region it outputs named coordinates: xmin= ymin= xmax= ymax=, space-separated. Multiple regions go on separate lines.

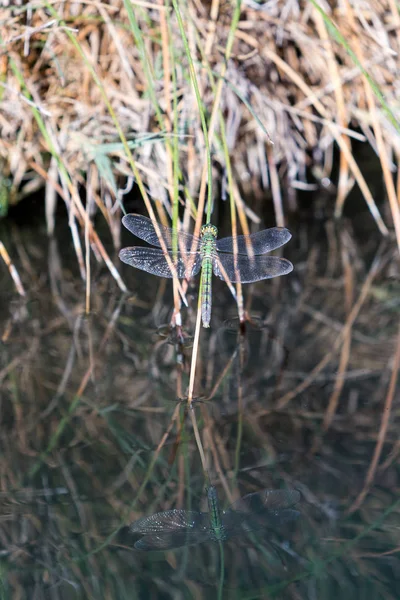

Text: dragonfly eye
xmin=201 ymin=224 xmax=218 ymax=238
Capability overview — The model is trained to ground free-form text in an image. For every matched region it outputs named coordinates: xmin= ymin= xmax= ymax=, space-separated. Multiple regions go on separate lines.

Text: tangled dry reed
xmin=1 ymin=1 xmax=399 ymax=265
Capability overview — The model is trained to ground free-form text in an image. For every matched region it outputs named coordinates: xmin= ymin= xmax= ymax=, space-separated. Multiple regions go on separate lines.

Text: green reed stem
xmin=172 ymin=0 xmax=213 ymax=222
xmin=170 ymin=16 xmax=180 ymax=252
xmin=217 ymin=540 xmax=225 ymax=600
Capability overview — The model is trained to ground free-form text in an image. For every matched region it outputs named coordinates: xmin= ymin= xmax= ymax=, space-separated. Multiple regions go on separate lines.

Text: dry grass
xmin=1 ymin=1 xmax=399 ymax=260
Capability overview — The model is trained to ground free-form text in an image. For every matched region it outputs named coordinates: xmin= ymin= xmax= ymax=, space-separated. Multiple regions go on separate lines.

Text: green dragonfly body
xmin=207 ymin=485 xmax=226 ymax=541
xmin=119 ymin=214 xmax=293 ymax=327
xmin=130 ymin=486 xmax=300 ymax=551
xmin=199 ymin=223 xmax=218 ymax=328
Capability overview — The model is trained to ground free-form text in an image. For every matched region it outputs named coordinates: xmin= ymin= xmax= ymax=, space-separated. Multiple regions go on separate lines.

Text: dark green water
xmin=0 ymin=204 xmax=399 ymax=599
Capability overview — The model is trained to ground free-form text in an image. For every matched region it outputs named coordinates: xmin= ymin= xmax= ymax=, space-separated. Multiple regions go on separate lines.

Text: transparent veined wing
xmin=222 ymin=508 xmax=300 ymax=539
xmin=221 ymin=509 xmax=300 ymax=538
xmin=119 ymin=248 xmax=202 ymax=279
xmin=135 ymin=530 xmax=210 ymax=550
xmin=216 ymin=228 xmax=292 ymax=255
xmin=214 ymin=254 xmax=293 ymax=283
xmin=221 ymin=489 xmax=300 ymax=536
xmin=122 ymin=214 xmax=199 ymax=250
xmin=131 ymin=510 xmax=210 ymax=551
xmin=228 ymin=489 xmax=300 ymax=514
xmin=130 ymin=509 xmax=208 ymax=534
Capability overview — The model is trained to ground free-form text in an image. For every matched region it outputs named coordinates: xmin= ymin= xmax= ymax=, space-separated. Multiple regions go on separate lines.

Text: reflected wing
xmin=216 ymin=228 xmax=291 ymax=255
xmin=222 ymin=509 xmax=300 ymax=537
xmin=228 ymin=489 xmax=300 ymax=514
xmin=119 ymin=248 xmax=202 ymax=279
xmin=122 ymin=214 xmax=199 ymax=250
xmin=222 ymin=490 xmax=300 ymax=536
xmin=135 ymin=530 xmax=210 ymax=551
xmin=214 ymin=254 xmax=293 ymax=283
xmin=130 ymin=509 xmax=208 ymax=534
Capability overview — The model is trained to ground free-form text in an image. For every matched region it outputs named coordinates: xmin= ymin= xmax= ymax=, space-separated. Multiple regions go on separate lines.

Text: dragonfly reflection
xmin=130 ymin=486 xmax=300 ymax=551
xmin=119 ymin=215 xmax=293 ymax=327
xmin=156 ymin=324 xmax=194 ymax=348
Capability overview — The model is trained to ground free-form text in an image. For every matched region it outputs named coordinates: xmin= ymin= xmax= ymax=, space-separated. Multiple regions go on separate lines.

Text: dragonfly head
xmin=200 ymin=223 xmax=218 ymax=239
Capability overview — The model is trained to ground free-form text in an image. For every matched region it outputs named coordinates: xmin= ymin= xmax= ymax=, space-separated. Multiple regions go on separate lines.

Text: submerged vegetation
xmin=1 ymin=220 xmax=399 ymax=598
xmin=0 ymin=0 xmax=400 ymax=599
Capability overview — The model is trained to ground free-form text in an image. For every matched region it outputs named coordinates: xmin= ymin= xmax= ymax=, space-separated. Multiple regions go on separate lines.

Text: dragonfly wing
xmin=228 ymin=489 xmax=300 ymax=514
xmin=122 ymin=214 xmax=199 ymax=250
xmin=216 ymin=228 xmax=291 ymax=255
xmin=135 ymin=530 xmax=210 ymax=551
xmin=222 ymin=509 xmax=300 ymax=535
xmin=221 ymin=489 xmax=300 ymax=537
xmin=130 ymin=509 xmax=207 ymax=534
xmin=214 ymin=254 xmax=293 ymax=283
xmin=119 ymin=248 xmax=202 ymax=279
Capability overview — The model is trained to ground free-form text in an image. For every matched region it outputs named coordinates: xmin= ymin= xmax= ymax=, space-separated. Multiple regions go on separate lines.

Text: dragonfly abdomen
xmin=201 ymin=256 xmax=213 ymax=328
xmin=200 ymin=229 xmax=217 ymax=328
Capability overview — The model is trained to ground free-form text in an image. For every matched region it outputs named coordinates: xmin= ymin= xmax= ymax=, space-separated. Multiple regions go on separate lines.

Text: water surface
xmin=0 ymin=209 xmax=399 ymax=599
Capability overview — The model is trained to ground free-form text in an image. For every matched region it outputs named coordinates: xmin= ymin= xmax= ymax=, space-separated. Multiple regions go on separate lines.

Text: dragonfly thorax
xmin=200 ymin=224 xmax=218 ymax=264
xmin=208 ymin=524 xmax=228 ymax=542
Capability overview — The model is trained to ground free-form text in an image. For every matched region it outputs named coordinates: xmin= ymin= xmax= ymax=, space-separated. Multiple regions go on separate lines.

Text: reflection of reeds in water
xmin=0 ymin=219 xmax=399 ymax=598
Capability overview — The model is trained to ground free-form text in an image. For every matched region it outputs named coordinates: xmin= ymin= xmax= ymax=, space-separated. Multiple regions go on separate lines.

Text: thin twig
xmin=346 ymin=322 xmax=400 ymax=515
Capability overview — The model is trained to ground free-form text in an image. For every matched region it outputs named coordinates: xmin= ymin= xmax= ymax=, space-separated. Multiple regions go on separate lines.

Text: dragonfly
xmin=119 ymin=214 xmax=293 ymax=327
xmin=130 ymin=486 xmax=300 ymax=551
